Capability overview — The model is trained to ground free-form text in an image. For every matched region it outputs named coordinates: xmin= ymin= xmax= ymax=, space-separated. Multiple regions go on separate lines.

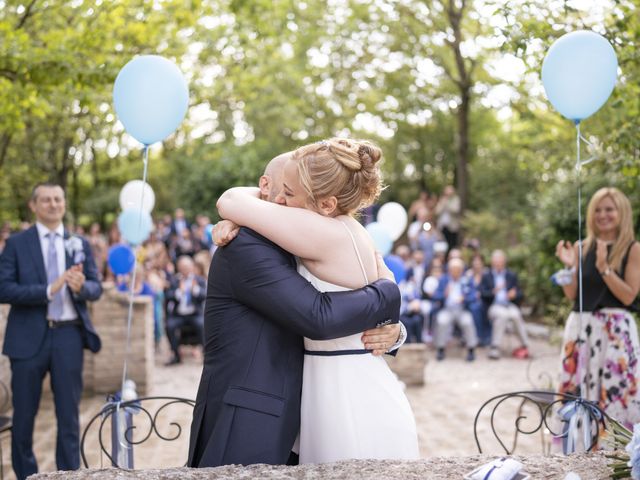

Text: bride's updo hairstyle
xmin=292 ymin=138 xmax=384 ymax=215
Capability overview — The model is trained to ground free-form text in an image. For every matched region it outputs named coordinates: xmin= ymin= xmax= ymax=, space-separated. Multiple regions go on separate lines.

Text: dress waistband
xmin=304 ymin=349 xmax=371 ymax=356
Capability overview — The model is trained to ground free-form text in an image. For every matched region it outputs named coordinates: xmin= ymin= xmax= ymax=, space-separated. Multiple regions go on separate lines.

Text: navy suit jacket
xmin=187 ymin=228 xmax=401 ymax=467
xmin=0 ymin=226 xmax=102 ymax=359
xmin=165 ymin=273 xmax=207 ymax=318
xmin=479 ymin=269 xmax=523 ymax=308
xmin=432 ymin=274 xmax=477 ymax=311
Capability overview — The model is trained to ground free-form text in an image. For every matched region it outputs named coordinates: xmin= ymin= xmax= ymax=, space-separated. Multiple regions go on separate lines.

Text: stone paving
xmin=5 ymin=334 xmax=561 ymax=479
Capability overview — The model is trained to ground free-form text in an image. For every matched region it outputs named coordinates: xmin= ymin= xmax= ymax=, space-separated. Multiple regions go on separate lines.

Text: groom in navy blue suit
xmin=188 ymin=154 xmax=403 ymax=467
xmin=0 ymin=183 xmax=102 ymax=480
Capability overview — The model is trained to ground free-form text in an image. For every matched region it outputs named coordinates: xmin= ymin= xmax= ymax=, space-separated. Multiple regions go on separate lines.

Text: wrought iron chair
xmin=80 ymin=396 xmax=195 ymax=469
xmin=473 ymin=390 xmax=608 ymax=455
xmin=0 ymin=380 xmax=11 ymax=480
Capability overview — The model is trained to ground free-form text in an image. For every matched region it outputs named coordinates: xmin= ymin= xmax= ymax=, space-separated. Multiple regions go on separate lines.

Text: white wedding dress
xmin=297 ymin=223 xmax=420 ymax=463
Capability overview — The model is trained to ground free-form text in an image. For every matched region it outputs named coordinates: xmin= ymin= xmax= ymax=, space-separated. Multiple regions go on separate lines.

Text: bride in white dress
xmin=217 ymin=138 xmax=419 ymax=462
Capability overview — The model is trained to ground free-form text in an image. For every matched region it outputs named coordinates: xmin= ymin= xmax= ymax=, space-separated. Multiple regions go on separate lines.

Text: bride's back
xmin=301 ymin=215 xmax=378 ymax=290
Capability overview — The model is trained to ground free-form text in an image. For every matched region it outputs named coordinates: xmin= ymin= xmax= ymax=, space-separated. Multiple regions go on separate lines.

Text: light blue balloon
xmin=118 ymin=209 xmax=153 ymax=245
xmin=366 ymin=222 xmax=393 ymax=256
xmin=113 ymin=55 xmax=189 ymax=145
xmin=542 ymin=30 xmax=617 ymax=122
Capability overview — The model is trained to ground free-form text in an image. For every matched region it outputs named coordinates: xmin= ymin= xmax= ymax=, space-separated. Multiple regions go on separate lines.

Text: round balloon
xmin=542 ymin=30 xmax=617 ymax=122
xmin=118 ymin=208 xmax=153 ymax=245
xmin=383 ymin=254 xmax=406 ymax=283
xmin=113 ymin=55 xmax=189 ymax=145
xmin=366 ymin=222 xmax=393 ymax=256
xmin=119 ymin=180 xmax=155 ymax=213
xmin=107 ymin=244 xmax=136 ymax=275
xmin=377 ymin=202 xmax=408 ymax=241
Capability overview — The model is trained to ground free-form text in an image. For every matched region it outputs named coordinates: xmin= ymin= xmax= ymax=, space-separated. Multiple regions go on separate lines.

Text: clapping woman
xmin=555 ymin=187 xmax=640 ymax=425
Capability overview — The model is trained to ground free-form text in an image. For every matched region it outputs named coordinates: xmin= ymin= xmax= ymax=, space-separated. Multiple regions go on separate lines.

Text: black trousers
xmin=165 ymin=313 xmax=204 ymax=359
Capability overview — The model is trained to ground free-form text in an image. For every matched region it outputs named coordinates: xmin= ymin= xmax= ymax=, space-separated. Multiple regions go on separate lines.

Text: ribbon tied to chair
xmin=558 ymin=398 xmax=603 ymax=454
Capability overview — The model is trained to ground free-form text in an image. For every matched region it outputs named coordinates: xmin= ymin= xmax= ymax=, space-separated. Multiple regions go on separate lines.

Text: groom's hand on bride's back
xmin=366 ymin=252 xmax=403 ymax=355
xmin=213 ymin=220 xmax=240 ymax=246
xmin=362 ymin=324 xmax=402 ymax=356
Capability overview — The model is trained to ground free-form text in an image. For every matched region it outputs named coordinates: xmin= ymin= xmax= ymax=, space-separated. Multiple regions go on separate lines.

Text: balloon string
xmin=575 ymin=123 xmax=583 ymax=318
xmin=120 ymin=145 xmax=149 ymax=397
xmin=138 ymin=146 xmax=149 ymax=230
xmin=575 ymin=122 xmax=586 ymax=398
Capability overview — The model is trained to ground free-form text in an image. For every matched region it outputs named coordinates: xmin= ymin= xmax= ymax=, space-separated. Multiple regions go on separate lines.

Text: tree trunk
xmin=456 ymin=90 xmax=470 ymax=212
xmin=0 ymin=133 xmax=11 ymax=168
xmin=446 ymin=0 xmax=472 ymax=213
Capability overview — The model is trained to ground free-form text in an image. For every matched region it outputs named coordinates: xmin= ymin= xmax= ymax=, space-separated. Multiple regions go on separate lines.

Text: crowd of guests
xmin=386 ymin=187 xmax=531 ymax=362
xmin=104 ymin=209 xmax=216 ymax=365
xmin=1 ymin=187 xmax=533 ymax=366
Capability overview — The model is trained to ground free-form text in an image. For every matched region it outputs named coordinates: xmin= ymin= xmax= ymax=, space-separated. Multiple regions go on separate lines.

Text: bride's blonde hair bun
xmin=292 ymin=137 xmax=384 ymax=215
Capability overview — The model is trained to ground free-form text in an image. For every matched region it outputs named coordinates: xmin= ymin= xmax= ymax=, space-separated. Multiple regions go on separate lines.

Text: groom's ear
xmin=317 ymin=196 xmax=338 ymax=216
xmin=258 ymin=175 xmax=270 ymax=198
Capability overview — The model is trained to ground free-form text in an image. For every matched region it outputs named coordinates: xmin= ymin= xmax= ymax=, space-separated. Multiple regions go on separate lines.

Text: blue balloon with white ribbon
xmin=113 ymin=55 xmax=189 ymax=145
xmin=384 ymin=255 xmax=406 ymax=283
xmin=107 ymin=244 xmax=136 ymax=275
xmin=118 ymin=209 xmax=153 ymax=246
xmin=542 ymin=30 xmax=618 ymax=122
xmin=366 ymin=222 xmax=393 ymax=256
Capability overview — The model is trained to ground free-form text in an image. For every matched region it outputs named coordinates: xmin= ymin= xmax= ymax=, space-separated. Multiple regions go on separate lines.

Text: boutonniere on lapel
xmin=64 ymin=236 xmax=85 ymax=265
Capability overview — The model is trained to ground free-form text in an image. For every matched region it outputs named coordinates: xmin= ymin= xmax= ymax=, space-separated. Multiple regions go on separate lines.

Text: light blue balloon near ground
xmin=384 ymin=255 xmax=406 ymax=283
xmin=118 ymin=209 xmax=153 ymax=245
xmin=113 ymin=55 xmax=189 ymax=145
xmin=108 ymin=244 xmax=135 ymax=275
xmin=366 ymin=222 xmax=393 ymax=256
xmin=542 ymin=30 xmax=617 ymax=122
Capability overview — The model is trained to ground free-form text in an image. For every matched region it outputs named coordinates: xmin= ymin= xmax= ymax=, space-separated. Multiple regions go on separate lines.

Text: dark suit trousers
xmin=10 ymin=325 xmax=84 ymax=480
xmin=165 ymin=314 xmax=204 ymax=359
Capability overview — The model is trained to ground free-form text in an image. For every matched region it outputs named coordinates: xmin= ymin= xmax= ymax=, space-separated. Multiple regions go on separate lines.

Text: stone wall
xmin=30 ymin=452 xmax=613 ymax=479
xmin=84 ymin=284 xmax=154 ymax=395
xmin=0 ymin=283 xmax=154 ymax=399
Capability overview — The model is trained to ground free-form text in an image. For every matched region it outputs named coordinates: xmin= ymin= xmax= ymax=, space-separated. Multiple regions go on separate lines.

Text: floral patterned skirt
xmin=558 ymin=308 xmax=640 ymax=427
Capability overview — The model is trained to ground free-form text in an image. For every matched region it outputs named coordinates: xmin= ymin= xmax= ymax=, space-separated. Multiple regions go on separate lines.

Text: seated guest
xmin=170 ymin=208 xmax=190 ymax=237
xmin=481 ymin=250 xmax=530 ymax=360
xmin=421 ymin=258 xmax=444 ymax=343
xmin=399 ymin=280 xmax=424 ymax=343
xmin=116 ymin=268 xmax=154 ymax=297
xmin=394 ymin=244 xmax=412 ymax=268
xmin=405 ymin=249 xmax=427 ymax=290
xmin=164 ymin=255 xmax=206 ymax=365
xmin=466 ymin=253 xmax=491 ymax=346
xmin=432 ymin=258 xmax=478 ymax=361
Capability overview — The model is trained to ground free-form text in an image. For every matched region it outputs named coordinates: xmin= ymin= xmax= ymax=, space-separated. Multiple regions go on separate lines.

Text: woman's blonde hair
xmin=584 ymin=187 xmax=636 ymax=272
xmin=291 ymin=138 xmax=384 ymax=215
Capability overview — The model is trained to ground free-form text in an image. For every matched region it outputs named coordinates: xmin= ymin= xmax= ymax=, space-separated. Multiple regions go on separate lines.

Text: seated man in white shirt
xmin=480 ymin=250 xmax=530 ymax=360
xmin=432 ymin=258 xmax=478 ymax=361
